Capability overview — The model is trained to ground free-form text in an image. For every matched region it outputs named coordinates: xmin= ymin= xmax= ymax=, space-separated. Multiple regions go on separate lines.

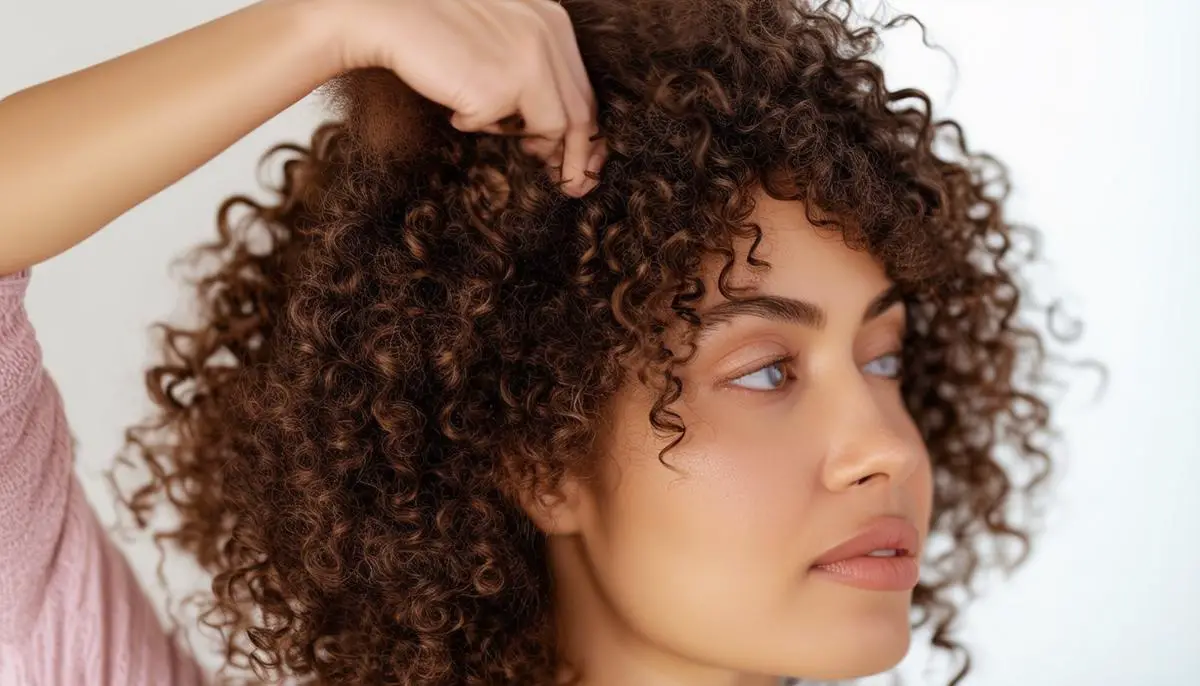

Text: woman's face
xmin=543 ymin=191 xmax=934 ymax=683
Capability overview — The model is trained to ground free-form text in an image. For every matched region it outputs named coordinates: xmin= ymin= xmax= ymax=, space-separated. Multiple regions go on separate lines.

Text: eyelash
xmin=728 ymin=350 xmax=905 ymax=392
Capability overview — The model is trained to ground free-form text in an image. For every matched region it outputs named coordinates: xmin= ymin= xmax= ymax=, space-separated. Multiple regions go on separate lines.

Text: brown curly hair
xmin=114 ymin=0 xmax=1068 ymax=683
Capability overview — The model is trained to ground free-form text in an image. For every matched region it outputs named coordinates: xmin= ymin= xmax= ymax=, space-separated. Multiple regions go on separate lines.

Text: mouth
xmin=809 ymin=517 xmax=921 ymax=592
xmin=863 ymin=548 xmax=909 ymax=558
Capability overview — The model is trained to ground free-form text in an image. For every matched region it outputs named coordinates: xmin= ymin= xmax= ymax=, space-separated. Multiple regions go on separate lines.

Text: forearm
xmin=0 ymin=0 xmax=342 ymax=274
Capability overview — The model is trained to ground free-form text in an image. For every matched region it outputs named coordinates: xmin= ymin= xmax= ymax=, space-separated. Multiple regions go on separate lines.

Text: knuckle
xmin=540 ymin=1 xmax=571 ymax=25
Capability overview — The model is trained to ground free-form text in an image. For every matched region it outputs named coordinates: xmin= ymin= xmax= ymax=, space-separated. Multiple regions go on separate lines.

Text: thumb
xmin=450 ymin=107 xmax=504 ymax=132
xmin=448 ymin=94 xmax=521 ymax=132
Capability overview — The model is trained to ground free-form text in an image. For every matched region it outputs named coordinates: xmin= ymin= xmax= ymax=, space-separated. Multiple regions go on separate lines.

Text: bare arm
xmin=0 ymin=0 xmax=339 ymax=275
xmin=0 ymin=0 xmax=601 ymax=276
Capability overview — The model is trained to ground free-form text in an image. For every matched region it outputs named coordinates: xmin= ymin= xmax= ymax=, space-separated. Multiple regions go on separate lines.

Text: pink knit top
xmin=0 ymin=269 xmax=205 ymax=685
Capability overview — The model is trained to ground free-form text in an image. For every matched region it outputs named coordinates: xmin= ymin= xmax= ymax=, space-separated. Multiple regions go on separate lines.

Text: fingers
xmin=449 ymin=19 xmax=568 ymax=145
xmin=451 ymin=0 xmax=605 ymax=197
xmin=450 ymin=108 xmax=514 ymax=134
xmin=520 ymin=136 xmax=559 ymax=159
xmin=479 ymin=114 xmax=527 ymax=136
xmin=534 ymin=37 xmax=594 ymax=195
xmin=533 ymin=2 xmax=593 ymax=113
xmin=526 ymin=1 xmax=601 ymax=196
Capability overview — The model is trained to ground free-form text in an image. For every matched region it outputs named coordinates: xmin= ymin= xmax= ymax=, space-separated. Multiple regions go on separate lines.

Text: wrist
xmin=279 ymin=0 xmax=356 ymax=79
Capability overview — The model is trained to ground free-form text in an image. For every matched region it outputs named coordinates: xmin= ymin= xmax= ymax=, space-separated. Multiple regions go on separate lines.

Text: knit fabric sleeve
xmin=0 ymin=269 xmax=205 ymax=685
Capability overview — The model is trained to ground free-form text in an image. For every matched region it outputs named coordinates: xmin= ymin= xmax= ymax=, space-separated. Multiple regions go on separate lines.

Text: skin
xmin=529 ymin=191 xmax=935 ymax=686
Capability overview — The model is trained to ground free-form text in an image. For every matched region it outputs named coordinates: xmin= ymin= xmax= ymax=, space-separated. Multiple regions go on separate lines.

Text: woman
xmin=0 ymin=0 xmax=1060 ymax=684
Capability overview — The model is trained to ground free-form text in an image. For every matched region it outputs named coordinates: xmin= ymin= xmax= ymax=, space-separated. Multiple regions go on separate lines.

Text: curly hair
xmin=114 ymin=0 xmax=1066 ymax=684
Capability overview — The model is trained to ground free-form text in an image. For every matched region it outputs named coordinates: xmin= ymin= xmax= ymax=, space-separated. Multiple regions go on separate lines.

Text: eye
xmin=863 ymin=352 xmax=903 ymax=379
xmin=729 ymin=356 xmax=794 ymax=392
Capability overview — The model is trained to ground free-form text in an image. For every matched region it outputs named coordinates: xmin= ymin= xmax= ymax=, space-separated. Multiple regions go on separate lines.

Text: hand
xmin=320 ymin=0 xmax=605 ymax=196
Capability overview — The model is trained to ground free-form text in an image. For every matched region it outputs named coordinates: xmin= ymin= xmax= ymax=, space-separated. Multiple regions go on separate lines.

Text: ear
xmin=518 ymin=475 xmax=587 ymax=536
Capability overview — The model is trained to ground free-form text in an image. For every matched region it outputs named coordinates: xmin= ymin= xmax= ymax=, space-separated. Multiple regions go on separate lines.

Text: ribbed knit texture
xmin=0 ymin=270 xmax=205 ymax=685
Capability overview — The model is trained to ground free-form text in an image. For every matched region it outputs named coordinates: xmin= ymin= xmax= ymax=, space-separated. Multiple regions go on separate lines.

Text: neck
xmin=548 ymin=535 xmax=780 ymax=686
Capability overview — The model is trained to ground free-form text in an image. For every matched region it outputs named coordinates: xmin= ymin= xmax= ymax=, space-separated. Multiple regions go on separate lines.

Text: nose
xmin=818 ymin=376 xmax=925 ymax=492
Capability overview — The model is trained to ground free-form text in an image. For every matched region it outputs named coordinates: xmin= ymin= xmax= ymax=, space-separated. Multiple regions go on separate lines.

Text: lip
xmin=809 ymin=516 xmax=921 ymax=592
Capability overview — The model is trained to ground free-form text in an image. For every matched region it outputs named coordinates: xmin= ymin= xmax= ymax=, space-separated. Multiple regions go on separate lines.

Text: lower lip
xmin=810 ymin=555 xmax=920 ymax=591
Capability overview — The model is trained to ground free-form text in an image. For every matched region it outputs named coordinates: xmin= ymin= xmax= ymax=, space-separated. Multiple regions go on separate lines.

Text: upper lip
xmin=811 ymin=516 xmax=920 ymax=567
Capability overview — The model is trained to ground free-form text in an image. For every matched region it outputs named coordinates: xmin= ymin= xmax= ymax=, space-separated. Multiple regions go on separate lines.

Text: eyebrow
xmin=694 ymin=284 xmax=903 ymax=344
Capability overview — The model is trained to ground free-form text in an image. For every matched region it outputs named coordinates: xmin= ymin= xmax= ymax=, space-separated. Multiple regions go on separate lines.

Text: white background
xmin=2 ymin=0 xmax=1197 ymax=684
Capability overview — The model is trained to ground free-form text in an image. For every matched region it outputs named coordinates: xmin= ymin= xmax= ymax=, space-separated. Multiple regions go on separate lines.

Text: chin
xmin=817 ymin=627 xmax=911 ymax=681
xmin=772 ymin=598 xmax=914 ymax=682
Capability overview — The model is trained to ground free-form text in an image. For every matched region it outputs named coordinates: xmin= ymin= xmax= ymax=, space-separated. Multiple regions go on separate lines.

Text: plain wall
xmin=2 ymin=0 xmax=1196 ymax=683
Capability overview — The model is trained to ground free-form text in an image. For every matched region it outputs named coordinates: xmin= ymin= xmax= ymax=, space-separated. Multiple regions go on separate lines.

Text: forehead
xmin=696 ymin=193 xmax=892 ymax=309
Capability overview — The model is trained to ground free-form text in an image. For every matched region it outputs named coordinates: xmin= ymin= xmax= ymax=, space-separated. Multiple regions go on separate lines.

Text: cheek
xmin=664 ymin=411 xmax=812 ymax=543
xmin=583 ymin=394 xmax=816 ymax=631
xmin=594 ymin=380 xmax=815 ymax=546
